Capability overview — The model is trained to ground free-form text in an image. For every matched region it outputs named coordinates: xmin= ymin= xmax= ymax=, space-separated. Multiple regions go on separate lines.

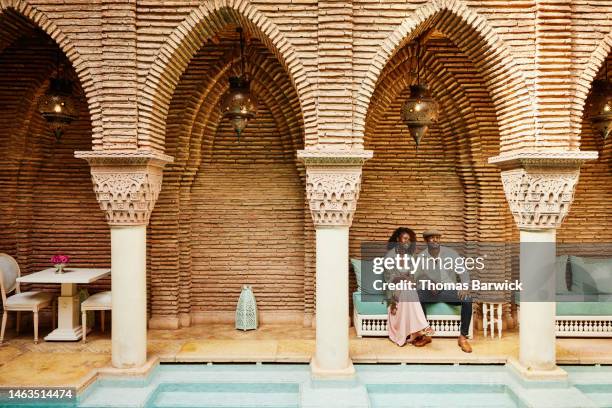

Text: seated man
xmin=415 ymin=229 xmax=473 ymax=353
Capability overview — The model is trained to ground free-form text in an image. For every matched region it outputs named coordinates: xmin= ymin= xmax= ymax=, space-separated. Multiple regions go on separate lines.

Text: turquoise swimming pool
xmin=5 ymin=363 xmax=612 ymax=407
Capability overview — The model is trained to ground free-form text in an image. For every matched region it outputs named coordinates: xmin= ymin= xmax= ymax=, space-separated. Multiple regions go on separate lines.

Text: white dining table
xmin=17 ymin=268 xmax=110 ymax=341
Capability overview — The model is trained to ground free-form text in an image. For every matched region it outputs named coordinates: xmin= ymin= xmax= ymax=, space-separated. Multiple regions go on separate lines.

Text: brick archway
xmin=139 ymin=1 xmax=316 ymax=153
xmin=354 ymin=0 xmax=536 ymax=155
xmin=572 ymin=31 xmax=612 ymax=149
xmin=0 ymin=1 xmax=99 ymax=137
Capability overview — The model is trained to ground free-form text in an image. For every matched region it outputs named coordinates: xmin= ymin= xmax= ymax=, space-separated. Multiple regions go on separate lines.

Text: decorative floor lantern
xmin=236 ymin=285 xmax=258 ymax=330
xmin=38 ymin=50 xmax=77 ymax=140
xmin=400 ymin=40 xmax=439 ymax=148
xmin=221 ymin=27 xmax=258 ymax=140
xmin=587 ymin=62 xmax=612 ymax=141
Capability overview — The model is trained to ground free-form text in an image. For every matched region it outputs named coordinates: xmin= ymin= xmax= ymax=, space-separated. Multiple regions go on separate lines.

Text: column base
xmin=310 ymin=357 xmax=355 ymax=379
xmin=506 ymin=357 xmax=568 ymax=382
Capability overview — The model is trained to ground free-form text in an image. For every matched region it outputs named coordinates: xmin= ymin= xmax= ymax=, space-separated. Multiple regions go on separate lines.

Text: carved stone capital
xmin=298 ymin=149 xmax=372 ymax=227
xmin=75 ymin=150 xmax=174 ymax=226
xmin=489 ymin=151 xmax=598 ymax=230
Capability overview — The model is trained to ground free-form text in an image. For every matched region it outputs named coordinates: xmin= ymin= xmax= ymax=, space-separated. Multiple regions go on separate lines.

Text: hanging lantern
xmin=38 ymin=78 xmax=78 ymax=140
xmin=221 ymin=27 xmax=257 ymax=139
xmin=400 ymin=41 xmax=438 ymax=148
xmin=587 ymin=79 xmax=612 ymax=140
xmin=38 ymin=48 xmax=78 ymax=140
xmin=401 ymin=83 xmax=439 ymax=147
xmin=221 ymin=76 xmax=257 ymax=137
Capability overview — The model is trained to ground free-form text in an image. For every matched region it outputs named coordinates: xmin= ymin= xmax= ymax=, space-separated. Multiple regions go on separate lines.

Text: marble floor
xmin=0 ymin=321 xmax=610 ymax=390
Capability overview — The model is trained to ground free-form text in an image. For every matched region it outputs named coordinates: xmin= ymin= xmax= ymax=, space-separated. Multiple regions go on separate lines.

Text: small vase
xmin=54 ymin=263 xmax=66 ymax=274
xmin=235 ymin=285 xmax=258 ymax=331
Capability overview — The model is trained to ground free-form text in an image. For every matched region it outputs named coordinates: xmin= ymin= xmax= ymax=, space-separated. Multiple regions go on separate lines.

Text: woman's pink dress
xmin=388 ymin=286 xmax=429 ymax=346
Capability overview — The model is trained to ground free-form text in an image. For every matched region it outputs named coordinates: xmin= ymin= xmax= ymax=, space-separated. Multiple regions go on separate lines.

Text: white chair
xmin=81 ymin=291 xmax=111 ymax=342
xmin=0 ymin=253 xmax=55 ymax=344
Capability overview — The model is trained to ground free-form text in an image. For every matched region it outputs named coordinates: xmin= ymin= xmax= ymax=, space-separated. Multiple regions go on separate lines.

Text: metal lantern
xmin=235 ymin=285 xmax=258 ymax=330
xmin=38 ymin=77 xmax=78 ymax=139
xmin=587 ymin=78 xmax=612 ymax=140
xmin=221 ymin=76 xmax=258 ymax=138
xmin=401 ymin=83 xmax=439 ymax=147
xmin=400 ymin=40 xmax=438 ymax=148
xmin=221 ymin=27 xmax=257 ymax=139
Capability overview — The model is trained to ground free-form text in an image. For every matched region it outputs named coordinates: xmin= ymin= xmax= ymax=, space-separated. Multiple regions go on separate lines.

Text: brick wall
xmin=0 ymin=19 xmax=110 ymax=294
xmin=0 ymin=1 xmax=611 ymax=328
xmin=559 ymin=56 xmax=612 ymax=243
xmin=147 ymin=29 xmax=310 ymax=326
xmin=350 ymin=34 xmax=513 ymax=302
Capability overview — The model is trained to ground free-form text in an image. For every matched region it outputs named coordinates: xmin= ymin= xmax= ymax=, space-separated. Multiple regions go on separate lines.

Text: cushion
xmin=556 ymin=301 xmax=612 ymax=316
xmin=352 ymin=292 xmax=461 ymax=316
xmin=82 ymin=291 xmax=112 ymax=310
xmin=350 ymin=258 xmax=362 ymax=292
xmin=555 ymin=255 xmax=570 ymax=295
xmin=569 ymin=256 xmax=612 ymax=294
xmin=354 ymin=259 xmax=384 ymax=296
xmin=6 ymin=291 xmax=53 ymax=307
xmin=353 ymin=292 xmax=387 ymax=315
xmin=425 ymin=302 xmax=461 ymax=315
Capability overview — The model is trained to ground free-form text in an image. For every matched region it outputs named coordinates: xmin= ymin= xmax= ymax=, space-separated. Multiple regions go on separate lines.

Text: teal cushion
xmin=350 ymin=258 xmax=362 ymax=291
xmin=556 ymin=301 xmax=612 ymax=316
xmin=569 ymin=256 xmax=612 ymax=294
xmin=354 ymin=259 xmax=384 ymax=296
xmin=353 ymin=292 xmax=387 ymax=315
xmin=352 ymin=292 xmax=461 ymax=316
xmin=555 ymin=255 xmax=570 ymax=295
xmin=425 ymin=302 xmax=461 ymax=316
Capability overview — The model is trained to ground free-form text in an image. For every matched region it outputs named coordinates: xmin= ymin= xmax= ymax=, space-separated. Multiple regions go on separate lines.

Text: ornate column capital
xmin=489 ymin=151 xmax=598 ymax=230
xmin=75 ymin=150 xmax=174 ymax=226
xmin=297 ymin=148 xmax=373 ymax=227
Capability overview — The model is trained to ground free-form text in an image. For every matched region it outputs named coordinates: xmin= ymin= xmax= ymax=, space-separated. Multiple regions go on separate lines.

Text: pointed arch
xmin=354 ymin=0 xmax=536 ymax=154
xmin=0 ymin=1 xmax=99 ymax=135
xmin=139 ymin=1 xmax=316 ymax=152
xmin=572 ymin=31 xmax=612 ymax=149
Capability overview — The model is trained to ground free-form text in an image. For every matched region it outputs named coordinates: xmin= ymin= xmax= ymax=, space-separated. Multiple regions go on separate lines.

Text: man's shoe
xmin=458 ymin=335 xmax=472 ymax=353
xmin=413 ymin=336 xmax=432 ymax=347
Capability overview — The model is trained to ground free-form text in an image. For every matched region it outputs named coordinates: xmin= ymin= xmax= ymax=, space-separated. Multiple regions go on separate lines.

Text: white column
xmin=297 ymin=149 xmax=372 ymax=379
xmin=311 ymin=226 xmax=353 ymax=376
xmin=75 ymin=150 xmax=173 ymax=369
xmin=488 ymin=152 xmax=598 ymax=380
xmin=111 ymin=225 xmax=147 ymax=368
xmin=519 ymin=229 xmax=556 ymax=371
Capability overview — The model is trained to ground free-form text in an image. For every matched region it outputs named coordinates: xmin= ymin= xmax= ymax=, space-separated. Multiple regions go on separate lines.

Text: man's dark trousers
xmin=417 ymin=288 xmax=472 ymax=337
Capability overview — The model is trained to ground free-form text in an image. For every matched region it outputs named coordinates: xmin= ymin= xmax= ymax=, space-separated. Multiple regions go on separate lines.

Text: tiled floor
xmin=0 ymin=322 xmax=609 ymax=389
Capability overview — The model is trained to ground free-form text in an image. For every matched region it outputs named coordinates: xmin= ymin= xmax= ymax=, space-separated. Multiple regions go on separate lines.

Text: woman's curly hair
xmin=386 ymin=227 xmax=417 ymax=252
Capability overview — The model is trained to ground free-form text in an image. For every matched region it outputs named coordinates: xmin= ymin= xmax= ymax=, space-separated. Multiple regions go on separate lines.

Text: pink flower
xmin=51 ymin=254 xmax=70 ymax=264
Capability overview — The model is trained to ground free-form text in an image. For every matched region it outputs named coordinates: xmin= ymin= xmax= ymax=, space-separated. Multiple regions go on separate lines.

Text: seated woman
xmin=384 ymin=227 xmax=434 ymax=347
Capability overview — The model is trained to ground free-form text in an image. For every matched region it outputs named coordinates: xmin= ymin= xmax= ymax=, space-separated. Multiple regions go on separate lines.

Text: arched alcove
xmin=148 ymin=24 xmax=311 ymax=328
xmin=351 ymin=28 xmax=516 ymax=321
xmin=559 ymin=53 xmax=612 ymax=245
xmin=0 ymin=10 xmax=108 ymax=291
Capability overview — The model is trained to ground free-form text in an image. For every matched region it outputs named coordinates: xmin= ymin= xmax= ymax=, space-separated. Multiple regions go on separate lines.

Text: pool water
xmin=9 ymin=363 xmax=612 ymax=407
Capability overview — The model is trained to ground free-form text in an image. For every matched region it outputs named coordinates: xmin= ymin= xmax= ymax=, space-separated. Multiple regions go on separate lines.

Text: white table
xmin=17 ymin=268 xmax=110 ymax=341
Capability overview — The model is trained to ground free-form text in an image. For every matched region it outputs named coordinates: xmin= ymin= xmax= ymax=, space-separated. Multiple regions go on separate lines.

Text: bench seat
xmin=352 ymin=291 xmax=473 ymax=338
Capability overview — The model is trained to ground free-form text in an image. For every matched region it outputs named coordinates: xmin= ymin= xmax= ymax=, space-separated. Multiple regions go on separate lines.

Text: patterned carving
xmin=491 ymin=151 xmax=597 ymax=229
xmin=501 ymin=169 xmax=579 ymax=229
xmin=75 ymin=151 xmax=173 ymax=226
xmin=305 ymin=168 xmax=362 ymax=227
xmin=298 ymin=150 xmax=372 ymax=227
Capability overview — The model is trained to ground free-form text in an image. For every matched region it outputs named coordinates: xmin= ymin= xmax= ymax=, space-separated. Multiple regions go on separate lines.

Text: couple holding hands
xmin=383 ymin=227 xmax=473 ymax=353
